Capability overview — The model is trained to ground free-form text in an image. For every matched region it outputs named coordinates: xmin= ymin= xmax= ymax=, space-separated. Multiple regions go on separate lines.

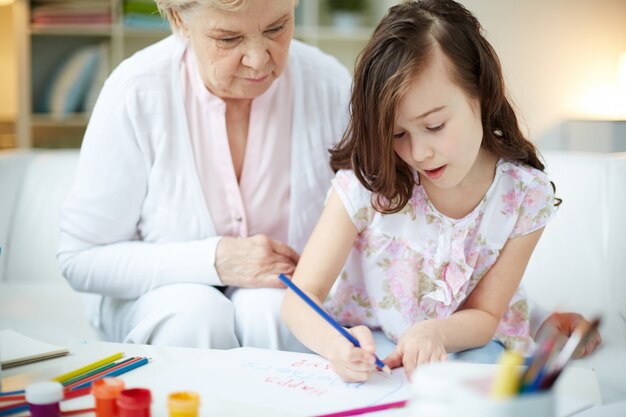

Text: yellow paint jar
xmin=167 ymin=391 xmax=200 ymax=417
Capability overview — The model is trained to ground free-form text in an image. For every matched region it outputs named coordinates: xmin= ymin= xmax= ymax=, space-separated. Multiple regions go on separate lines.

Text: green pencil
xmin=53 ymin=352 xmax=124 ymax=384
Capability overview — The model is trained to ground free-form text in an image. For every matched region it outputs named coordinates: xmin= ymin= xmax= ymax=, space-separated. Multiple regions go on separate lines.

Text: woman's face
xmin=177 ymin=0 xmax=295 ymax=100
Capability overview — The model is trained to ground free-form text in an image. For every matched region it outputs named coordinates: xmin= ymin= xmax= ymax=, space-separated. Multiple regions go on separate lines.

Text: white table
xmin=1 ymin=341 xmax=602 ymax=417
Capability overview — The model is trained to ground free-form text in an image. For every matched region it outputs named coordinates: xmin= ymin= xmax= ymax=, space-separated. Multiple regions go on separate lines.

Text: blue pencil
xmin=70 ymin=357 xmax=149 ymax=390
xmin=279 ymin=273 xmax=391 ymax=374
xmin=0 ymin=403 xmax=29 ymax=417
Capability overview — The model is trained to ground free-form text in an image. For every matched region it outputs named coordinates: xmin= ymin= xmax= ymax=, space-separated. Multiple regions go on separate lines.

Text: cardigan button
xmin=235 ymin=215 xmax=242 ymax=222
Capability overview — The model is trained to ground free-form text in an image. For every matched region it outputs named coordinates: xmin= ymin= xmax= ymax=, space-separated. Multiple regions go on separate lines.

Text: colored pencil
xmin=540 ymin=317 xmax=601 ymax=390
xmin=0 ymin=387 xmax=93 ymax=416
xmin=0 ymin=403 xmax=28 ymax=417
xmin=279 ymin=274 xmax=391 ymax=374
xmin=0 ymin=401 xmax=26 ymax=414
xmin=65 ymin=357 xmax=142 ymax=391
xmin=53 ymin=352 xmax=124 ymax=383
xmin=314 ymin=400 xmax=408 ymax=417
xmin=0 ymin=396 xmax=22 ymax=403
xmin=0 ymin=355 xmax=125 ymax=397
xmin=64 ymin=387 xmax=93 ymax=400
xmin=60 ymin=407 xmax=96 ymax=416
xmin=0 ymin=390 xmax=25 ymax=397
xmin=63 ymin=356 xmax=136 ymax=389
xmin=550 ymin=317 xmax=601 ymax=373
xmin=61 ymin=361 xmax=120 ymax=386
xmin=70 ymin=357 xmax=149 ymax=391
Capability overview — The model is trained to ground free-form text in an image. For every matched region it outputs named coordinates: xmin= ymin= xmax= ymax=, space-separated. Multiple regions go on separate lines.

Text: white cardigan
xmin=58 ymin=36 xmax=351 ymax=323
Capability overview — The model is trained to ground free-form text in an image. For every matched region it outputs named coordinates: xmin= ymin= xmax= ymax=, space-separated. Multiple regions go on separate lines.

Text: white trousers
xmin=98 ymin=284 xmax=310 ymax=351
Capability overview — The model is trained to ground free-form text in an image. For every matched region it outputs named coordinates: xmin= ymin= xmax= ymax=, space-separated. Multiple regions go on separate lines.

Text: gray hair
xmin=155 ymin=0 xmax=251 ymax=34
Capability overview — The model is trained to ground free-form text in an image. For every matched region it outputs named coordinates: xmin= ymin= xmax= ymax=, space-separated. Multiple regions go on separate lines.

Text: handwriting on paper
xmin=159 ymin=347 xmax=410 ymax=416
xmin=243 ymin=358 xmax=367 ymax=396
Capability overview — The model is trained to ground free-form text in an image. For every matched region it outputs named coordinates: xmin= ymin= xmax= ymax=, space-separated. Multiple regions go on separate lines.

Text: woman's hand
xmin=327 ymin=326 xmax=377 ymax=382
xmin=215 ymin=235 xmax=300 ymax=288
xmin=384 ymin=322 xmax=448 ymax=380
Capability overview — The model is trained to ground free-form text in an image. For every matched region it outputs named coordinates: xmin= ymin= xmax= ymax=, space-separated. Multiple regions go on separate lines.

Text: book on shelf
xmin=31 ymin=0 xmax=112 ymax=25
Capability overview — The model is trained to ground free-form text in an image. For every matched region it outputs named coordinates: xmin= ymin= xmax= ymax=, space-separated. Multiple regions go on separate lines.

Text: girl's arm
xmin=444 ymin=226 xmax=545 ymax=348
xmin=281 ymin=189 xmax=378 ymax=381
xmin=386 ymin=227 xmax=544 ymax=376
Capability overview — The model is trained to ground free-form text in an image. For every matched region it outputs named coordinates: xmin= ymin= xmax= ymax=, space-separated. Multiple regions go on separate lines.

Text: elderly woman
xmin=59 ymin=0 xmax=599 ymax=355
xmin=58 ymin=0 xmax=350 ymax=349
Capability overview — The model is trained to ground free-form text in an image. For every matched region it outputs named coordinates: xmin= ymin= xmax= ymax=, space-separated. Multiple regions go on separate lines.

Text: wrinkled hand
xmin=384 ymin=323 xmax=448 ymax=380
xmin=215 ymin=235 xmax=299 ymax=288
xmin=327 ymin=326 xmax=377 ymax=382
xmin=537 ymin=312 xmax=602 ymax=359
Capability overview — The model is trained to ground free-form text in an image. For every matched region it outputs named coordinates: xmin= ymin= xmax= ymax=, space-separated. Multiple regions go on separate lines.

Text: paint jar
xmin=167 ymin=391 xmax=200 ymax=417
xmin=92 ymin=378 xmax=126 ymax=417
xmin=116 ymin=388 xmax=151 ymax=417
xmin=25 ymin=381 xmax=64 ymax=417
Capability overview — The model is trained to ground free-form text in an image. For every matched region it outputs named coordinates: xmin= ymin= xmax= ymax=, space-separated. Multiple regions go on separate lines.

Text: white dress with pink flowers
xmin=324 ymin=159 xmax=557 ymax=351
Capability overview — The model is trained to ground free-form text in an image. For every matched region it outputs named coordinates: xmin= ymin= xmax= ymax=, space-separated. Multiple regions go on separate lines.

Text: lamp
xmin=553 ymin=52 xmax=626 ymax=152
xmin=0 ymin=0 xmax=14 ymax=6
xmin=578 ymin=52 xmax=626 ymax=121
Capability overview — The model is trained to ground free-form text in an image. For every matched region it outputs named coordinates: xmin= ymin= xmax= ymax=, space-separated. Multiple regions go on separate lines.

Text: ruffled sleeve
xmin=510 ymin=172 xmax=558 ymax=238
xmin=331 ymin=169 xmax=376 ymax=233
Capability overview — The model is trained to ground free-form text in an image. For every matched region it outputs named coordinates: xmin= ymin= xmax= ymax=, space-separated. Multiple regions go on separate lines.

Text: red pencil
xmin=64 ymin=357 xmax=142 ymax=391
xmin=313 ymin=400 xmax=408 ymax=417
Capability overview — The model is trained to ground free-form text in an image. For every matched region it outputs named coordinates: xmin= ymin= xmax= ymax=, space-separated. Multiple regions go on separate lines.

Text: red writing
xmin=265 ymin=376 xmax=328 ymax=396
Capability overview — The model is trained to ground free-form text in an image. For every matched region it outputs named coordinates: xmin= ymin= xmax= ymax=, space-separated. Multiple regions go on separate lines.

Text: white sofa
xmin=0 ymin=150 xmax=101 ymax=345
xmin=0 ymin=148 xmax=624 ymax=404
xmin=523 ymin=151 xmax=626 ymax=404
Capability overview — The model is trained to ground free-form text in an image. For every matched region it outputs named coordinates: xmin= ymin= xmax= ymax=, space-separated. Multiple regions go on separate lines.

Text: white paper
xmin=157 ymin=347 xmax=410 ymax=416
xmin=0 ymin=330 xmax=69 ymax=368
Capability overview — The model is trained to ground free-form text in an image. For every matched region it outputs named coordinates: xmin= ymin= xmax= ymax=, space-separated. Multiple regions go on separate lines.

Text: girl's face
xmin=392 ymin=45 xmax=485 ymax=191
xmin=177 ymin=0 xmax=295 ymax=100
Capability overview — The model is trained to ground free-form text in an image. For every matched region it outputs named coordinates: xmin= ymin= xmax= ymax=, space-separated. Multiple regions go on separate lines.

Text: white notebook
xmin=0 ymin=329 xmax=69 ymax=369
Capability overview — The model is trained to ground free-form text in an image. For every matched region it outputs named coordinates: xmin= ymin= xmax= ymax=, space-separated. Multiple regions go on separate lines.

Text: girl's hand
xmin=327 ymin=325 xmax=377 ymax=382
xmin=537 ymin=312 xmax=602 ymax=358
xmin=384 ymin=323 xmax=448 ymax=380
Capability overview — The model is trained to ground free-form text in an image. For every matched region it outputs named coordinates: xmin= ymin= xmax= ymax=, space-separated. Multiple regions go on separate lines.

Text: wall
xmin=1 ymin=1 xmax=625 ymax=144
xmin=0 ymin=4 xmax=16 ymax=119
xmin=462 ymin=0 xmax=626 ymax=144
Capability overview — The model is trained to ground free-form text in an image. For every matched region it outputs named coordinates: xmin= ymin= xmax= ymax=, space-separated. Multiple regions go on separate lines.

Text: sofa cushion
xmin=6 ymin=150 xmax=80 ymax=284
xmin=0 ymin=149 xmax=100 ymax=344
xmin=0 ymin=150 xmax=36 ymax=283
xmin=524 ymin=150 xmax=626 ymax=403
xmin=524 ymin=151 xmax=626 ymax=317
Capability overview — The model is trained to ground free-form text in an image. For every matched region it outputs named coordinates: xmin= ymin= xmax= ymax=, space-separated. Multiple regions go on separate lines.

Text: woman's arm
xmin=281 ymin=189 xmax=378 ymax=381
xmin=57 ymin=73 xmax=225 ymax=299
xmin=386 ymin=227 xmax=544 ymax=376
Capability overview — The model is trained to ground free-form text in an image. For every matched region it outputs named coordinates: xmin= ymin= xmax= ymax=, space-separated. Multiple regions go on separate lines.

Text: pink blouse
xmin=325 ymin=160 xmax=557 ymax=351
xmin=181 ymin=47 xmax=292 ymax=243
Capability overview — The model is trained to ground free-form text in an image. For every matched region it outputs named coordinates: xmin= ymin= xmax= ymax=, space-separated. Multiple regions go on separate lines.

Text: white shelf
xmin=30 ymin=24 xmax=112 ymax=37
xmin=15 ymin=0 xmax=401 ymax=148
xmin=31 ymin=114 xmax=91 ymax=127
xmin=15 ymin=0 xmax=171 ymax=147
xmin=117 ymin=27 xmax=171 ymax=38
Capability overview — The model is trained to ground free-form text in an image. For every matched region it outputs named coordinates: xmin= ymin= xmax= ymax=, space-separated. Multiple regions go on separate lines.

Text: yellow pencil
xmin=53 ymin=352 xmax=124 ymax=383
xmin=491 ymin=350 xmax=524 ymax=398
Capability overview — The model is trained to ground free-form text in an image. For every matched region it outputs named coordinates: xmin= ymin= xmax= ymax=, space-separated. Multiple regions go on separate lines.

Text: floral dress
xmin=324 ymin=159 xmax=557 ymax=351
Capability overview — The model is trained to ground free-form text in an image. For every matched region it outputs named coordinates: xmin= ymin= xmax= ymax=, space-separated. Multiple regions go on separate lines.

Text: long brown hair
xmin=330 ymin=0 xmax=549 ymax=213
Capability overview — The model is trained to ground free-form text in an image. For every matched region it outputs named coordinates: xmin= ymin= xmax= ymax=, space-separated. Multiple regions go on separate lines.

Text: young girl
xmin=281 ymin=0 xmax=560 ymax=382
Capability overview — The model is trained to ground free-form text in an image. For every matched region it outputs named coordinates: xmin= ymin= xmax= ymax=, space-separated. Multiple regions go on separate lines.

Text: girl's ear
xmin=172 ymin=9 xmax=190 ymax=39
